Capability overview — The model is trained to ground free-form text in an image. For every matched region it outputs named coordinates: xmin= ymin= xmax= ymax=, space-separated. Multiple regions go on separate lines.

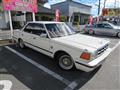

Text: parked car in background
xmin=13 ymin=21 xmax=111 ymax=72
xmin=109 ymin=21 xmax=120 ymax=26
xmin=83 ymin=22 xmax=120 ymax=38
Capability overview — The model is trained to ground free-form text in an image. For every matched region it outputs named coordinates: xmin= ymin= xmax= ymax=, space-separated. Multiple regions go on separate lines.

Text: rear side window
xmin=31 ymin=23 xmax=46 ymax=35
xmin=96 ymin=24 xmax=104 ymax=28
xmin=24 ymin=23 xmax=34 ymax=33
xmin=103 ymin=24 xmax=113 ymax=29
xmin=24 ymin=23 xmax=46 ymax=36
xmin=86 ymin=24 xmax=96 ymax=28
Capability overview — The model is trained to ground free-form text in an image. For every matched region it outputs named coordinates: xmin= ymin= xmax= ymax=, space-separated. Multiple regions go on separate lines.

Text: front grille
xmin=97 ymin=44 xmax=108 ymax=55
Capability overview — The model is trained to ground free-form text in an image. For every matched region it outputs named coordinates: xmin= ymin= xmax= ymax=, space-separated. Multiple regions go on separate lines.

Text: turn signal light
xmin=80 ymin=52 xmax=90 ymax=60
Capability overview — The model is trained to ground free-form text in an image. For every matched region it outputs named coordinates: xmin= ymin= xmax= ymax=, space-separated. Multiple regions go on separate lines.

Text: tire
xmin=88 ymin=30 xmax=94 ymax=35
xmin=57 ymin=54 xmax=74 ymax=70
xmin=18 ymin=39 xmax=25 ymax=49
xmin=117 ymin=32 xmax=120 ymax=38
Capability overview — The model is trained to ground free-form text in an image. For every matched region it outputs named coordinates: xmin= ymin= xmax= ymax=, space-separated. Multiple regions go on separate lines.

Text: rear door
xmin=95 ymin=23 xmax=106 ymax=35
xmin=29 ymin=23 xmax=52 ymax=56
xmin=22 ymin=23 xmax=35 ymax=45
xmin=103 ymin=23 xmax=116 ymax=36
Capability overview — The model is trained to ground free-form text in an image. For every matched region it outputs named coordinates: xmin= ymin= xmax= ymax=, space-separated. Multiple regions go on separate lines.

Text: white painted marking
xmin=5 ymin=46 xmax=71 ymax=86
xmin=0 ymin=80 xmax=12 ymax=90
xmin=64 ymin=81 xmax=78 ymax=90
xmin=111 ymin=41 xmax=120 ymax=52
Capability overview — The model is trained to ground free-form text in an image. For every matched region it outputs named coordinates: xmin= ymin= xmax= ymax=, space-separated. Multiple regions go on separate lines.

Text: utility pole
xmin=98 ymin=0 xmax=101 ymax=15
xmin=103 ymin=0 xmax=106 ymax=8
xmin=114 ymin=0 xmax=117 ymax=8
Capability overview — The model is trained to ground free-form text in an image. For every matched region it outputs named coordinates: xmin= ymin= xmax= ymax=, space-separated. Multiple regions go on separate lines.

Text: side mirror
xmin=40 ymin=33 xmax=47 ymax=38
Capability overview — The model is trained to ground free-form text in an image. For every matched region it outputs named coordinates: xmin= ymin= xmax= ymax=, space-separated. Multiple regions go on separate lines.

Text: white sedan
xmin=13 ymin=21 xmax=111 ymax=72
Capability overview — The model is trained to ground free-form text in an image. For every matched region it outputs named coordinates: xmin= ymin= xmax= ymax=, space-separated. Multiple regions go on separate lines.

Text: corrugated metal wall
xmin=0 ymin=12 xmax=7 ymax=29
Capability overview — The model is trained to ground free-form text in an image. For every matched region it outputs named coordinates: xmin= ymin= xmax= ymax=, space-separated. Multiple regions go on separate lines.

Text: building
xmin=51 ymin=0 xmax=92 ymax=25
xmin=101 ymin=8 xmax=120 ymax=24
xmin=0 ymin=2 xmax=9 ymax=29
xmin=27 ymin=5 xmax=54 ymax=21
xmin=12 ymin=5 xmax=54 ymax=28
xmin=0 ymin=0 xmax=50 ymax=29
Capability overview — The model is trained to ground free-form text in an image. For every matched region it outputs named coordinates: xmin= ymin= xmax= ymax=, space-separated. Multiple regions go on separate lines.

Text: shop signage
xmin=89 ymin=16 xmax=93 ymax=25
xmin=55 ymin=9 xmax=60 ymax=22
xmin=102 ymin=8 xmax=120 ymax=16
xmin=2 ymin=0 xmax=38 ymax=12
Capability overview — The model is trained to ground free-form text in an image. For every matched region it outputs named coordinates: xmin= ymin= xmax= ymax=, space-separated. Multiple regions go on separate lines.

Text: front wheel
xmin=18 ymin=39 xmax=25 ymax=49
xmin=58 ymin=54 xmax=74 ymax=70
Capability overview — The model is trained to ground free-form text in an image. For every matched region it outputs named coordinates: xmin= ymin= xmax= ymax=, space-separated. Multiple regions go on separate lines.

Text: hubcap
xmin=59 ymin=55 xmax=73 ymax=70
xmin=19 ymin=40 xmax=24 ymax=48
xmin=118 ymin=33 xmax=120 ymax=38
xmin=89 ymin=30 xmax=94 ymax=34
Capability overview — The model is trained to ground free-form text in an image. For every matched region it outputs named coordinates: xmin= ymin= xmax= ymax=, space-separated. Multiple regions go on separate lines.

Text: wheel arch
xmin=54 ymin=50 xmax=71 ymax=60
xmin=18 ymin=38 xmax=21 ymax=42
xmin=117 ymin=32 xmax=120 ymax=38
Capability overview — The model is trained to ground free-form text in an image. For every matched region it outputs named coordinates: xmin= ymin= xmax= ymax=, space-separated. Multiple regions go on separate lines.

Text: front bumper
xmin=74 ymin=48 xmax=111 ymax=72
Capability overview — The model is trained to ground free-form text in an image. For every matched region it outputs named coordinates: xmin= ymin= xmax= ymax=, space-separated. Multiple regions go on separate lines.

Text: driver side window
xmin=103 ymin=24 xmax=113 ymax=29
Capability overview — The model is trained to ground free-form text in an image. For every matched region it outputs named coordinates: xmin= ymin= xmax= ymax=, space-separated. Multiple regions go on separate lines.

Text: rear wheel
xmin=18 ymin=39 xmax=25 ymax=49
xmin=57 ymin=54 xmax=74 ymax=70
xmin=88 ymin=30 xmax=94 ymax=35
xmin=117 ymin=32 xmax=120 ymax=38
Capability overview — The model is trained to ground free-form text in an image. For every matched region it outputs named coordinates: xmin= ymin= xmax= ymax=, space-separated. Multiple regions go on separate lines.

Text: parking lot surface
xmin=0 ymin=35 xmax=120 ymax=90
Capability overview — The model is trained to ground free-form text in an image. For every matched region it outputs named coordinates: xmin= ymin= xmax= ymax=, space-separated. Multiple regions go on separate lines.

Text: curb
xmin=0 ymin=39 xmax=15 ymax=46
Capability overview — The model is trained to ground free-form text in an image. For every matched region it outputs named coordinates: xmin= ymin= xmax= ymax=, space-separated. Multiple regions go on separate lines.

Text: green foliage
xmin=60 ymin=16 xmax=67 ymax=22
xmin=0 ymin=3 xmax=3 ymax=12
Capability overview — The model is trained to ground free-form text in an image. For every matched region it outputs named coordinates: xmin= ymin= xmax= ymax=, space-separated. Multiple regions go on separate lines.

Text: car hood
xmin=114 ymin=26 xmax=120 ymax=29
xmin=53 ymin=34 xmax=109 ymax=51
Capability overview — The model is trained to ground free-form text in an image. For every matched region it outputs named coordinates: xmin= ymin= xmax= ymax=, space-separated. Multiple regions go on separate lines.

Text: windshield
xmin=45 ymin=23 xmax=76 ymax=38
xmin=109 ymin=21 xmax=120 ymax=26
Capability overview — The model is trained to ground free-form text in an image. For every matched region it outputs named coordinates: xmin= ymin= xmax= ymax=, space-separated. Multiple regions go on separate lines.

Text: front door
xmin=103 ymin=23 xmax=115 ymax=36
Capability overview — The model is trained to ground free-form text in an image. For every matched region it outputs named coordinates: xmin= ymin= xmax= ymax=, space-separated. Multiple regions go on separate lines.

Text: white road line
xmin=64 ymin=81 xmax=78 ymax=90
xmin=5 ymin=46 xmax=71 ymax=86
xmin=0 ymin=80 xmax=12 ymax=90
xmin=111 ymin=41 xmax=120 ymax=52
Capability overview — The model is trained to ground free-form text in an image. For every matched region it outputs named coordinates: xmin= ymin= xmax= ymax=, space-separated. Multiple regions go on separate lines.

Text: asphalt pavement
xmin=0 ymin=34 xmax=120 ymax=90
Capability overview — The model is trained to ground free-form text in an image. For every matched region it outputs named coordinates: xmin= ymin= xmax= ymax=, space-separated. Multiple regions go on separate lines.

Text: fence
xmin=0 ymin=30 xmax=11 ymax=40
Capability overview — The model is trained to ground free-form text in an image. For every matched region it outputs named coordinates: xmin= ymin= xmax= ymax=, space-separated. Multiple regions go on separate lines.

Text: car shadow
xmin=75 ymin=66 xmax=101 ymax=89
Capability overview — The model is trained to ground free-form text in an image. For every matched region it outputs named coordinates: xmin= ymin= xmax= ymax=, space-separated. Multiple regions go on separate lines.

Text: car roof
xmin=97 ymin=21 xmax=111 ymax=24
xmin=28 ymin=21 xmax=64 ymax=24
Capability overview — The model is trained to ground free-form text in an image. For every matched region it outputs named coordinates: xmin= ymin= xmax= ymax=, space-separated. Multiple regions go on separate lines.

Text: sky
xmin=44 ymin=0 xmax=120 ymax=17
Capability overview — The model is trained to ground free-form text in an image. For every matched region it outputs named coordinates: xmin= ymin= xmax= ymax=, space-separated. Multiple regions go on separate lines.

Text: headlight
xmin=80 ymin=52 xmax=91 ymax=60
